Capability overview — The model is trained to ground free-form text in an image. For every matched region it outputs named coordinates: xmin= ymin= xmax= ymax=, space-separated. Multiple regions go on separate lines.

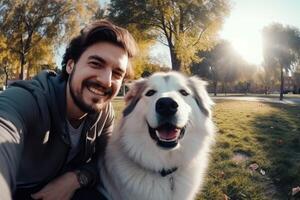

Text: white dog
xmin=99 ymin=71 xmax=215 ymax=200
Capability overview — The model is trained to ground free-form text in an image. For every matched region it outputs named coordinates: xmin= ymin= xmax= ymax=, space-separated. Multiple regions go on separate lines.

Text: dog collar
xmin=160 ymin=167 xmax=178 ymax=177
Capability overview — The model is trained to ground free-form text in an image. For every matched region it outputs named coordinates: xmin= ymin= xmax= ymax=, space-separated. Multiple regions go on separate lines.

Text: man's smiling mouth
xmin=87 ymin=85 xmax=106 ymax=96
xmin=84 ymin=80 xmax=112 ymax=96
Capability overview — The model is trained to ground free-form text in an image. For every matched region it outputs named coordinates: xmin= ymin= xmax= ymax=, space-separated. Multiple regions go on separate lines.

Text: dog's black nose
xmin=156 ymin=97 xmax=178 ymax=116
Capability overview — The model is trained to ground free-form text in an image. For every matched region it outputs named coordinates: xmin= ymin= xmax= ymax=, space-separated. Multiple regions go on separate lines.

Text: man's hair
xmin=61 ymin=20 xmax=137 ymax=80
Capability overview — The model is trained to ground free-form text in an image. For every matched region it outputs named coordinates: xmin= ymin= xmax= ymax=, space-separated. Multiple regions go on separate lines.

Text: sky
xmin=220 ymin=0 xmax=300 ymax=66
xmin=151 ymin=0 xmax=300 ymax=67
xmin=56 ymin=0 xmax=300 ymax=68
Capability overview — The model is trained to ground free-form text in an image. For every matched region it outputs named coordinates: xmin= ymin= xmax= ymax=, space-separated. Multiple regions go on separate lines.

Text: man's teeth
xmin=88 ymin=86 xmax=104 ymax=95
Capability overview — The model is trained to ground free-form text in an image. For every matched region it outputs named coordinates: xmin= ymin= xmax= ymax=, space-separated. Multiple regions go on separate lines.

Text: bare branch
xmin=192 ymin=26 xmax=208 ymax=46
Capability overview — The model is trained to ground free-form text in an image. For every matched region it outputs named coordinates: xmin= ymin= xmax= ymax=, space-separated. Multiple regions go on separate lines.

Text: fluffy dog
xmin=99 ymin=71 xmax=215 ymax=200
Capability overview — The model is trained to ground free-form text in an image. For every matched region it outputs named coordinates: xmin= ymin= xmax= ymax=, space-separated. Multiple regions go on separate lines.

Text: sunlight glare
xmin=227 ymin=31 xmax=263 ymax=65
xmin=218 ymin=0 xmax=300 ymax=66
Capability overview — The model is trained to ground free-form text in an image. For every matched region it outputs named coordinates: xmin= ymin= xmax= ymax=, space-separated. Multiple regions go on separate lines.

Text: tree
xmin=0 ymin=34 xmax=18 ymax=86
xmin=0 ymin=0 xmax=99 ymax=80
xmin=293 ymin=65 xmax=300 ymax=93
xmin=108 ymin=0 xmax=230 ymax=71
xmin=262 ymin=23 xmax=300 ymax=100
xmin=125 ymin=25 xmax=156 ymax=79
xmin=26 ymin=37 xmax=56 ymax=79
xmin=191 ymin=40 xmax=247 ymax=96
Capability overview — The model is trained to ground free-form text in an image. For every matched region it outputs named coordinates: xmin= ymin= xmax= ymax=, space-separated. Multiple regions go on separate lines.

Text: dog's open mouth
xmin=148 ymin=123 xmax=185 ymax=149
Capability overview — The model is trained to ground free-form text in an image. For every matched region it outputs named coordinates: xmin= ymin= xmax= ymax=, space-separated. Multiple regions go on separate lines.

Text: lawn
xmin=112 ymin=99 xmax=300 ymax=200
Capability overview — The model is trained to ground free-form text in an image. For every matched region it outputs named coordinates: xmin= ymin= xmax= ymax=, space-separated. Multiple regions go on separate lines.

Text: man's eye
xmin=89 ymin=62 xmax=101 ymax=68
xmin=145 ymin=89 xmax=156 ymax=96
xmin=179 ymin=89 xmax=189 ymax=96
xmin=113 ymin=71 xmax=123 ymax=79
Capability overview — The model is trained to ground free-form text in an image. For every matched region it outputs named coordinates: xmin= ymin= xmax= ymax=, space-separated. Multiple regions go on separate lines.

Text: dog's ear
xmin=123 ymin=78 xmax=147 ymax=117
xmin=188 ymin=76 xmax=214 ymax=117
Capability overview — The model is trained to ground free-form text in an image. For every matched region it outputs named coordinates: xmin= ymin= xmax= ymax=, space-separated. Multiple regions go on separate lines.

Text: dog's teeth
xmin=155 ymin=130 xmax=160 ymax=138
xmin=155 ymin=130 xmax=178 ymax=142
xmin=160 ymin=138 xmax=177 ymax=142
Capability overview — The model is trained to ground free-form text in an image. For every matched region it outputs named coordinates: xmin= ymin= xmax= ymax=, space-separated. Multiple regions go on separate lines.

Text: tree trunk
xmin=264 ymin=84 xmax=269 ymax=95
xmin=4 ymin=65 xmax=9 ymax=86
xmin=169 ymin=46 xmax=181 ymax=71
xmin=26 ymin=61 xmax=32 ymax=80
xmin=280 ymin=65 xmax=284 ymax=101
xmin=213 ymin=80 xmax=217 ymax=96
xmin=19 ymin=53 xmax=26 ymax=80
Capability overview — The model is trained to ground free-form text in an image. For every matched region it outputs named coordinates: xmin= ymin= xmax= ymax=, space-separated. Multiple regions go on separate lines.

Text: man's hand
xmin=31 ymin=172 xmax=80 ymax=200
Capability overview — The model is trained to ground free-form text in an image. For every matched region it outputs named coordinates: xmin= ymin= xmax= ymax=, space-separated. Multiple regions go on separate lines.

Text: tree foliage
xmin=0 ymin=0 xmax=99 ymax=80
xmin=108 ymin=0 xmax=230 ymax=71
xmin=191 ymin=40 xmax=249 ymax=95
xmin=262 ymin=23 xmax=300 ymax=99
xmin=124 ymin=24 xmax=156 ymax=79
xmin=0 ymin=33 xmax=19 ymax=86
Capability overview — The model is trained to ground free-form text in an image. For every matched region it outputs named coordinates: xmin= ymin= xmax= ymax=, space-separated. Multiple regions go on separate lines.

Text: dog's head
xmin=117 ymin=71 xmax=215 ymax=170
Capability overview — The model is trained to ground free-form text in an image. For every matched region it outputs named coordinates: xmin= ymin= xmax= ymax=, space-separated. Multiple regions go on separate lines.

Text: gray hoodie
xmin=0 ymin=70 xmax=113 ymax=199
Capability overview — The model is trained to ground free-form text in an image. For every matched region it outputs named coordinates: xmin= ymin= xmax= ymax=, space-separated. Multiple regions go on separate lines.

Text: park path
xmin=212 ymin=96 xmax=300 ymax=105
xmin=115 ymin=95 xmax=300 ymax=105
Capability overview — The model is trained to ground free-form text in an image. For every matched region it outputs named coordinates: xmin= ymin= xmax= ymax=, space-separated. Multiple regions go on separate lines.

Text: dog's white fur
xmin=99 ymin=71 xmax=215 ymax=200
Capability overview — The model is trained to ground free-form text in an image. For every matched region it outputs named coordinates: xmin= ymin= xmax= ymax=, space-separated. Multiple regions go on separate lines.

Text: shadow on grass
xmin=250 ymin=103 xmax=300 ymax=199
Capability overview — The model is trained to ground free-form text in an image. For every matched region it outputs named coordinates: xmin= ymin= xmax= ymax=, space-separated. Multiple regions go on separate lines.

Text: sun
xmin=228 ymin=33 xmax=264 ymax=65
xmin=220 ymin=15 xmax=265 ymax=65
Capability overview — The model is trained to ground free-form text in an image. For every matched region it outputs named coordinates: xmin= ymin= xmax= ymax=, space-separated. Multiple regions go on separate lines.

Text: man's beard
xmin=68 ymin=68 xmax=112 ymax=114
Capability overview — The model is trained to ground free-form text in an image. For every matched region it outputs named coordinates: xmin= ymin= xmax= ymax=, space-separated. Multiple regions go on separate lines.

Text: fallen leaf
xmin=277 ymin=139 xmax=283 ymax=145
xmin=249 ymin=163 xmax=259 ymax=171
xmin=240 ymin=192 xmax=247 ymax=197
xmin=219 ymin=171 xmax=225 ymax=179
xmin=260 ymin=169 xmax=266 ymax=176
xmin=292 ymin=186 xmax=300 ymax=196
xmin=224 ymin=194 xmax=230 ymax=200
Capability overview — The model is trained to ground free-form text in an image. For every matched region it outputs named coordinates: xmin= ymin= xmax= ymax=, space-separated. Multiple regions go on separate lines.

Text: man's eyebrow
xmin=88 ymin=55 xmax=106 ymax=64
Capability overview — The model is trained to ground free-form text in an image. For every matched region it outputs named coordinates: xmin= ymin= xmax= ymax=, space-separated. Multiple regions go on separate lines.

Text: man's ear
xmin=66 ymin=60 xmax=75 ymax=74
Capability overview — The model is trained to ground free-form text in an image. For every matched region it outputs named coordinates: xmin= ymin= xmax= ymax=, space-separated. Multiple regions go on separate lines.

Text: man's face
xmin=66 ymin=42 xmax=129 ymax=113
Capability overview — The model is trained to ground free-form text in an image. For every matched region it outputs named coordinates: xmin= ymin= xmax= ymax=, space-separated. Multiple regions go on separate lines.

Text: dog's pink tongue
xmin=158 ymin=129 xmax=179 ymax=140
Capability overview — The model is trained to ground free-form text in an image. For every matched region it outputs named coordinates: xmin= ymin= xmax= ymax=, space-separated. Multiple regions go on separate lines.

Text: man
xmin=0 ymin=20 xmax=137 ymax=200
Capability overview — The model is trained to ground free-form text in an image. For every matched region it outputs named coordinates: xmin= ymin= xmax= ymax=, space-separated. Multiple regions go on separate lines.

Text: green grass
xmin=112 ymin=98 xmax=125 ymax=121
xmin=112 ymin=99 xmax=300 ymax=200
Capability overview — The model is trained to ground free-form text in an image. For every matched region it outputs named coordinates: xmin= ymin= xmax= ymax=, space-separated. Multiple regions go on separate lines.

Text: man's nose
xmin=97 ymin=69 xmax=112 ymax=88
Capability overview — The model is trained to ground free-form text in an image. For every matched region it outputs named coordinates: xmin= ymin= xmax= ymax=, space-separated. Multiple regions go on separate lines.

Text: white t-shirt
xmin=66 ymin=120 xmax=84 ymax=163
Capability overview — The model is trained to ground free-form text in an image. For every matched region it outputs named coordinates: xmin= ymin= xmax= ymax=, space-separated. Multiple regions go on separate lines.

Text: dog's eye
xmin=179 ymin=89 xmax=189 ymax=96
xmin=145 ymin=89 xmax=156 ymax=96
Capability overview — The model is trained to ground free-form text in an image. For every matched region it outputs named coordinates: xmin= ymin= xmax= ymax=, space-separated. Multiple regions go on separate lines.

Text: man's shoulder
xmin=9 ymin=70 xmax=63 ymax=93
xmin=9 ymin=70 xmax=66 ymax=103
xmin=1 ymin=70 xmax=67 ymax=122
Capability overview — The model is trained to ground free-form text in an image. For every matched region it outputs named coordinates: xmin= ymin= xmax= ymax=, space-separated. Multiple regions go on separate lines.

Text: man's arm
xmin=31 ymin=171 xmax=80 ymax=200
xmin=31 ymin=104 xmax=114 ymax=199
xmin=0 ymin=87 xmax=40 ymax=199
xmin=0 ymin=118 xmax=23 ymax=200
